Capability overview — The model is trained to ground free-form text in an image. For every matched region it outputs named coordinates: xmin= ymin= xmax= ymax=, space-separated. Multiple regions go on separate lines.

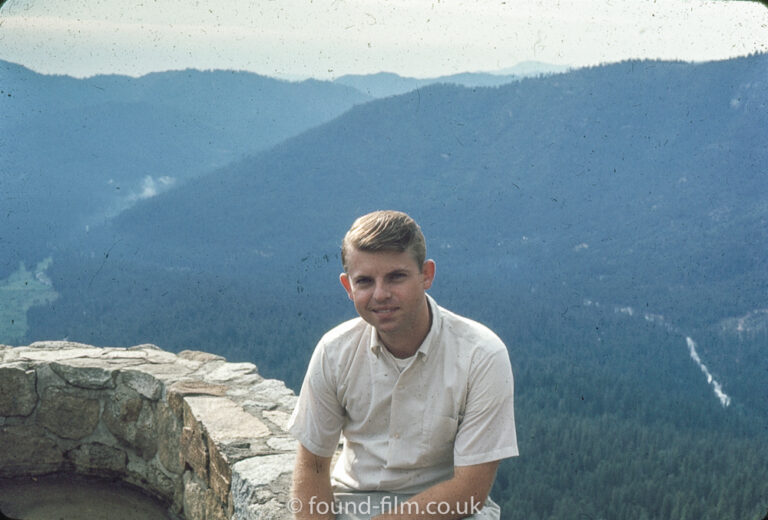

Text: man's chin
xmin=370 ymin=317 xmax=396 ymax=329
xmin=364 ymin=314 xmax=400 ymax=333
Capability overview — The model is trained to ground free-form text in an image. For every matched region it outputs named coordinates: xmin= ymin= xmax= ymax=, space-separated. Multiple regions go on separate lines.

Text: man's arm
xmin=291 ymin=443 xmax=335 ymax=520
xmin=373 ymin=460 xmax=500 ymax=520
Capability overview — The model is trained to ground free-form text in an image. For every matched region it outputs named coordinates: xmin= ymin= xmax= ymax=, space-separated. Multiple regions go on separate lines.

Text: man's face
xmin=340 ymin=248 xmax=435 ymax=344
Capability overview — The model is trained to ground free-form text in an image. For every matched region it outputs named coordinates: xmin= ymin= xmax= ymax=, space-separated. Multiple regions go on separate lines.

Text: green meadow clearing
xmin=0 ymin=258 xmax=58 ymax=345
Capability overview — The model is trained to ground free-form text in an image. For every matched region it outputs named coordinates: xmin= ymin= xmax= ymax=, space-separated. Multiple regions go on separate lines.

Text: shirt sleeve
xmin=287 ymin=339 xmax=345 ymax=458
xmin=453 ymin=344 xmax=519 ymax=466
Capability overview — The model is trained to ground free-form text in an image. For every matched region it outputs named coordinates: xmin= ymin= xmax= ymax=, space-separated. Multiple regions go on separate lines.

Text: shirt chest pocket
xmin=418 ymin=414 xmax=458 ymax=466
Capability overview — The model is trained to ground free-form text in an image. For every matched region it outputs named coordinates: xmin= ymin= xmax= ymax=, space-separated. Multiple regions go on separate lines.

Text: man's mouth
xmin=371 ymin=307 xmax=398 ymax=315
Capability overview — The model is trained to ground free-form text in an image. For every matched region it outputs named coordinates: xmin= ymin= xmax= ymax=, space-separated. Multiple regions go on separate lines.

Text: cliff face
xmin=0 ymin=341 xmax=298 ymax=520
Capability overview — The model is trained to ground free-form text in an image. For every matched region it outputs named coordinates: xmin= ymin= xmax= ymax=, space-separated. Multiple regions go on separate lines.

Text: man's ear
xmin=422 ymin=259 xmax=436 ymax=290
xmin=339 ymin=272 xmax=354 ymax=300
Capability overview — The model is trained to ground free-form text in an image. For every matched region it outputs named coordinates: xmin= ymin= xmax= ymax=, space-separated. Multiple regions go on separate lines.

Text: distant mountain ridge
xmin=333 ymin=60 xmax=569 ymax=98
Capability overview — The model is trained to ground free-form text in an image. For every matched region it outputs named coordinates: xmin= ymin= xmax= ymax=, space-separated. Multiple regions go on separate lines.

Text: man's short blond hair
xmin=341 ymin=210 xmax=427 ymax=272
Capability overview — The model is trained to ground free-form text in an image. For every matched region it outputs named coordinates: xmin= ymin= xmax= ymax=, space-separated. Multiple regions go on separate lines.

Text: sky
xmin=0 ymin=0 xmax=766 ymax=80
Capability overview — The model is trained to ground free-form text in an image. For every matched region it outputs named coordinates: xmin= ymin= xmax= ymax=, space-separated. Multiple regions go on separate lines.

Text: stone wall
xmin=0 ymin=341 xmax=298 ymax=519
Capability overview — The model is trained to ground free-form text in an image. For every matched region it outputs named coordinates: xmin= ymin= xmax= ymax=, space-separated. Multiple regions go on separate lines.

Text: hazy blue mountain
xmin=493 ymin=60 xmax=571 ymax=76
xmin=333 ymin=61 xmax=568 ymax=98
xmin=23 ymin=54 xmax=768 ymax=519
xmin=99 ymin=55 xmax=766 ymax=325
xmin=0 ymin=61 xmax=370 ymax=276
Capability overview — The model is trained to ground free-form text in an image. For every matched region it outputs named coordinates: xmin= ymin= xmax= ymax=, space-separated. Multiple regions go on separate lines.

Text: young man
xmin=288 ymin=210 xmax=518 ymax=520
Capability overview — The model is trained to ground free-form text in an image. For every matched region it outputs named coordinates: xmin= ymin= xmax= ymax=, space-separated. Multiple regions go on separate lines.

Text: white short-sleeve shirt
xmin=287 ymin=294 xmax=518 ymax=495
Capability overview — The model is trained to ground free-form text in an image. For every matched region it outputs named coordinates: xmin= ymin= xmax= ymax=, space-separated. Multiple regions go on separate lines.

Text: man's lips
xmin=371 ymin=307 xmax=398 ymax=315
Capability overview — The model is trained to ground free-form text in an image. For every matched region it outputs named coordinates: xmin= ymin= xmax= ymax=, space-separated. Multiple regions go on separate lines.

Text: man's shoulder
xmin=437 ymin=303 xmax=507 ymax=354
xmin=319 ymin=316 xmax=369 ymax=349
xmin=313 ymin=317 xmax=371 ymax=377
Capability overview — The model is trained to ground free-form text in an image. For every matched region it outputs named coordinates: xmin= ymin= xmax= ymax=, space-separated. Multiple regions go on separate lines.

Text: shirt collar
xmin=369 ymin=294 xmax=441 ymax=360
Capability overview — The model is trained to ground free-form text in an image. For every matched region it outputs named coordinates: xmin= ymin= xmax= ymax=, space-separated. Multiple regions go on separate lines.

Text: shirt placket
xmin=386 ymin=354 xmax=425 ymax=466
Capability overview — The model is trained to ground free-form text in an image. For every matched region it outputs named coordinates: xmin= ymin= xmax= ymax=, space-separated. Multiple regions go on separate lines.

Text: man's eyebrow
xmin=352 ymin=269 xmax=409 ymax=282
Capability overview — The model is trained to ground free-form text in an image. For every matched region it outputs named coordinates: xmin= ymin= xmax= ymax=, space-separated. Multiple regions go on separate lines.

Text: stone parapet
xmin=0 ymin=341 xmax=298 ymax=519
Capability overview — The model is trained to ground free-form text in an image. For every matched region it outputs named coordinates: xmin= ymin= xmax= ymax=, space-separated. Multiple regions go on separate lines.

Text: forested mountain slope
xmin=23 ymin=54 xmax=768 ymax=519
xmin=86 ymin=55 xmax=766 ymax=329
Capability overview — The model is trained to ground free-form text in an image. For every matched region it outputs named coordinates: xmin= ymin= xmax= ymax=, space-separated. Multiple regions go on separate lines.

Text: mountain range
xmin=0 ymin=60 xmax=370 ymax=274
xmin=1 ymin=60 xmax=563 ymax=276
xmin=2 ymin=55 xmax=767 ymax=519
xmin=96 ymin=55 xmax=767 ymax=328
xmin=333 ymin=60 xmax=570 ymax=98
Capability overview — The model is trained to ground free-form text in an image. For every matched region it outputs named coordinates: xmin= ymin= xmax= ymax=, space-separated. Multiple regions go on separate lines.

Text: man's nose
xmin=373 ymin=282 xmax=391 ymax=300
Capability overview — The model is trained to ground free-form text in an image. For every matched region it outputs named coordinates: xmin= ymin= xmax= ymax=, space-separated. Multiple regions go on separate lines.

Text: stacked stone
xmin=0 ymin=341 xmax=298 ymax=520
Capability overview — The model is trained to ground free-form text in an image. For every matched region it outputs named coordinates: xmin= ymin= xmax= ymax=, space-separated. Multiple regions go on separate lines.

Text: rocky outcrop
xmin=0 ymin=341 xmax=298 ymax=519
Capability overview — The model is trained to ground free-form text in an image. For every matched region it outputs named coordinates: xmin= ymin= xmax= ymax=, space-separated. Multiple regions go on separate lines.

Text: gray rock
xmin=199 ymin=362 xmax=262 ymax=386
xmin=103 ymin=385 xmax=158 ymax=459
xmin=234 ymin=498 xmax=291 ymax=520
xmin=183 ymin=470 xmax=207 ymax=520
xmin=121 ymin=369 xmax=164 ymax=400
xmin=238 ymin=379 xmax=296 ymax=411
xmin=178 ymin=350 xmax=226 ymax=363
xmin=23 ymin=341 xmax=102 ymax=361
xmin=156 ymin=400 xmax=184 ymax=474
xmin=66 ymin=442 xmax=128 ymax=474
xmin=38 ymin=386 xmax=101 ymax=440
xmin=231 ymin=454 xmax=295 ymax=520
xmin=0 ymin=424 xmax=63 ymax=476
xmin=50 ymin=359 xmax=116 ymax=389
xmin=266 ymin=437 xmax=298 ymax=452
xmin=262 ymin=410 xmax=291 ymax=431
xmin=0 ymin=365 xmax=37 ymax=416
xmin=184 ymin=396 xmax=271 ymax=444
